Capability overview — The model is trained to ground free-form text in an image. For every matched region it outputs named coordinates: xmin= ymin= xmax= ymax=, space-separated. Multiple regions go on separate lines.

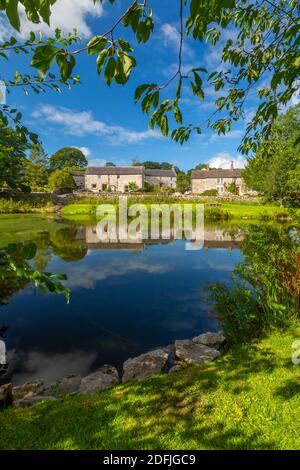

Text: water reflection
xmin=0 ymin=218 xmax=245 ymax=385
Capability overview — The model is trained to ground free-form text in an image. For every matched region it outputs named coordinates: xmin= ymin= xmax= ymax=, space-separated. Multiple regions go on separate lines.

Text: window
xmin=92 ymin=184 xmax=97 ymax=189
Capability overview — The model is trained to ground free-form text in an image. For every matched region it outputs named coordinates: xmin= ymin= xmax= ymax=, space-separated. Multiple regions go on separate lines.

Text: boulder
xmin=192 ymin=331 xmax=225 ymax=348
xmin=122 ymin=349 xmax=169 ymax=383
xmin=44 ymin=375 xmax=82 ymax=397
xmin=12 ymin=380 xmax=44 ymax=401
xmin=79 ymin=365 xmax=119 ymax=394
xmin=13 ymin=396 xmax=57 ymax=408
xmin=57 ymin=375 xmax=81 ymax=396
xmin=175 ymin=339 xmax=220 ymax=365
xmin=0 ymin=383 xmax=13 ymax=409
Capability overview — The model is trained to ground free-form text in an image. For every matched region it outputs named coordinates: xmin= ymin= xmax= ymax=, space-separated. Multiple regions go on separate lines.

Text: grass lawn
xmin=1 ymin=325 xmax=299 ymax=450
xmin=61 ymin=201 xmax=296 ymax=221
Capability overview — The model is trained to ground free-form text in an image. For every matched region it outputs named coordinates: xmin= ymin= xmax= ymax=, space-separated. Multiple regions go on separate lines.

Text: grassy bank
xmin=61 ymin=201 xmax=298 ymax=222
xmin=0 ymin=196 xmax=55 ymax=214
xmin=0 ymin=325 xmax=299 ymax=450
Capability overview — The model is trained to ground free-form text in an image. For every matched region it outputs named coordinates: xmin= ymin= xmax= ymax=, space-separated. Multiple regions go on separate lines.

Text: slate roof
xmin=145 ymin=169 xmax=176 ymax=177
xmin=192 ymin=169 xmax=243 ymax=179
xmin=70 ymin=170 xmax=85 ymax=176
xmin=86 ymin=166 xmax=144 ymax=175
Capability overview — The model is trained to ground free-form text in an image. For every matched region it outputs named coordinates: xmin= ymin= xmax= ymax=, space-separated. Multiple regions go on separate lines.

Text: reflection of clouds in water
xmin=7 ymin=349 xmax=97 ymax=386
xmin=64 ymin=259 xmax=172 ymax=289
xmin=159 ymin=292 xmax=217 ymax=333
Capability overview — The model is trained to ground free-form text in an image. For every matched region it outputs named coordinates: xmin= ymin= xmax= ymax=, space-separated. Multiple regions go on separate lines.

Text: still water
xmin=0 ymin=215 xmax=244 ymax=386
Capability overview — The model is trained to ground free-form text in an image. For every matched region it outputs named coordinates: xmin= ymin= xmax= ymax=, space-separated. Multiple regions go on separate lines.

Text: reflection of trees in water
xmin=50 ymin=227 xmax=88 ymax=262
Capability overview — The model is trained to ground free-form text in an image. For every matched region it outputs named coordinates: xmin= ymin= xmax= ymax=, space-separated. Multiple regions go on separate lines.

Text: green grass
xmin=1 ymin=325 xmax=299 ymax=450
xmin=0 ymin=197 xmax=55 ymax=214
xmin=61 ymin=201 xmax=296 ymax=221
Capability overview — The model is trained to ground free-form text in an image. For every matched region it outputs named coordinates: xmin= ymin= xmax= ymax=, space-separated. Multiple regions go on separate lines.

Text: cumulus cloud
xmin=63 ymin=258 xmax=172 ymax=289
xmin=74 ymin=146 xmax=91 ymax=157
xmin=0 ymin=0 xmax=103 ymax=40
xmin=31 ymin=104 xmax=162 ymax=145
xmin=207 ymin=152 xmax=246 ymax=169
xmin=160 ymin=23 xmax=194 ymax=58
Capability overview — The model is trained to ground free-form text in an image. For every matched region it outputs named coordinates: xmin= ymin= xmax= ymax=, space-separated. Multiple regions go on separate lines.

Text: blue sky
xmin=1 ymin=0 xmax=262 ymax=171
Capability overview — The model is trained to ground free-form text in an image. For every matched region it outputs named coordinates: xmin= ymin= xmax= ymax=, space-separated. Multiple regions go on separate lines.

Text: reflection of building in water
xmin=76 ymin=225 xmax=244 ymax=252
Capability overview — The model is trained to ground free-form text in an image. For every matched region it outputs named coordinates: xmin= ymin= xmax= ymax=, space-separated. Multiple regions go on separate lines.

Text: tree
xmin=50 ymin=147 xmax=88 ymax=171
xmin=243 ymin=104 xmax=300 ymax=205
xmin=2 ymin=1 xmax=298 ymax=154
xmin=24 ymin=143 xmax=49 ymax=190
xmin=106 ymin=162 xmax=116 ymax=167
xmin=0 ymin=124 xmax=28 ymax=191
xmin=48 ymin=170 xmax=75 ymax=191
xmin=176 ymin=172 xmax=191 ymax=193
xmin=29 ymin=142 xmax=49 ymax=167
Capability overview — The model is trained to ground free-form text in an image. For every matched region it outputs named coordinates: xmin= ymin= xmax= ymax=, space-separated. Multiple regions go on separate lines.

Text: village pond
xmin=0 ymin=215 xmax=272 ymax=385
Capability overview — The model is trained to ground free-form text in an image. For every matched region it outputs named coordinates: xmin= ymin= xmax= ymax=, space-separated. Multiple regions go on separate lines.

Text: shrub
xmin=205 ymin=207 xmax=232 ymax=221
xmin=207 ymin=225 xmax=300 ymax=342
xmin=48 ymin=170 xmax=75 ymax=191
xmin=128 ymin=182 xmax=138 ymax=192
xmin=142 ymin=181 xmax=155 ymax=192
xmin=200 ymin=189 xmax=218 ymax=196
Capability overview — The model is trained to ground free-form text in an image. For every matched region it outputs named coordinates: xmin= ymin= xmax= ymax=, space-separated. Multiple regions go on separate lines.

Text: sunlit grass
xmin=0 ymin=325 xmax=299 ymax=450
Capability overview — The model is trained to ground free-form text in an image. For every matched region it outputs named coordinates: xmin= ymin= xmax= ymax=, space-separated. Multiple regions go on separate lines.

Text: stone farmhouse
xmin=191 ymin=166 xmax=245 ymax=195
xmin=71 ymin=166 xmax=177 ymax=193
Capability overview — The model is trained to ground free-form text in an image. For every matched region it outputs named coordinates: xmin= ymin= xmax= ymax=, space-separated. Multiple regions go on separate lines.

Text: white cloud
xmin=88 ymin=158 xmax=107 ymax=166
xmin=74 ymin=146 xmax=91 ymax=157
xmin=160 ymin=23 xmax=194 ymax=59
xmin=31 ymin=104 xmax=162 ymax=145
xmin=64 ymin=258 xmax=171 ymax=289
xmin=0 ymin=0 xmax=103 ymax=40
xmin=207 ymin=152 xmax=246 ymax=169
xmin=209 ymin=129 xmax=244 ymax=143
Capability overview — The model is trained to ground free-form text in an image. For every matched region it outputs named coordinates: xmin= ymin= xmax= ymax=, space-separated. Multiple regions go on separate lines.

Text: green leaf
xmin=96 ymin=49 xmax=109 ymax=75
xmin=87 ymin=36 xmax=108 ymax=55
xmin=134 ymin=84 xmax=150 ymax=102
xmin=31 ymin=45 xmax=58 ymax=78
xmin=104 ymin=56 xmax=117 ymax=86
xmin=6 ymin=0 xmax=20 ymax=31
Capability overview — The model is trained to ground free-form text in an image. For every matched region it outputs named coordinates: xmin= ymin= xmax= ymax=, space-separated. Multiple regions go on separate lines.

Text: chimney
xmin=231 ymin=161 xmax=234 ymax=170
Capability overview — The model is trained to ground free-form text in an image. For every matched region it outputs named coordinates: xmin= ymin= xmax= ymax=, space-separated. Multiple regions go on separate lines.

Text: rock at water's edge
xmin=175 ymin=340 xmax=220 ymax=365
xmin=79 ymin=365 xmax=119 ymax=394
xmin=12 ymin=380 xmax=44 ymax=401
xmin=122 ymin=349 xmax=169 ymax=383
xmin=192 ymin=331 xmax=225 ymax=348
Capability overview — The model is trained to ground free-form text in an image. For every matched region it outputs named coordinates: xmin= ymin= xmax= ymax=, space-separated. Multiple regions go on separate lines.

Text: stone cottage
xmin=144 ymin=168 xmax=177 ymax=189
xmin=71 ymin=166 xmax=177 ymax=193
xmin=70 ymin=170 xmax=85 ymax=189
xmin=191 ymin=166 xmax=245 ymax=195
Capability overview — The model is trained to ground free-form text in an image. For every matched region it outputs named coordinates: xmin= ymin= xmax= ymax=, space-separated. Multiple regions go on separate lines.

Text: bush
xmin=48 ymin=170 xmax=75 ymax=191
xmin=205 ymin=207 xmax=232 ymax=221
xmin=142 ymin=182 xmax=155 ymax=192
xmin=207 ymin=225 xmax=300 ymax=342
xmin=200 ymin=189 xmax=218 ymax=196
